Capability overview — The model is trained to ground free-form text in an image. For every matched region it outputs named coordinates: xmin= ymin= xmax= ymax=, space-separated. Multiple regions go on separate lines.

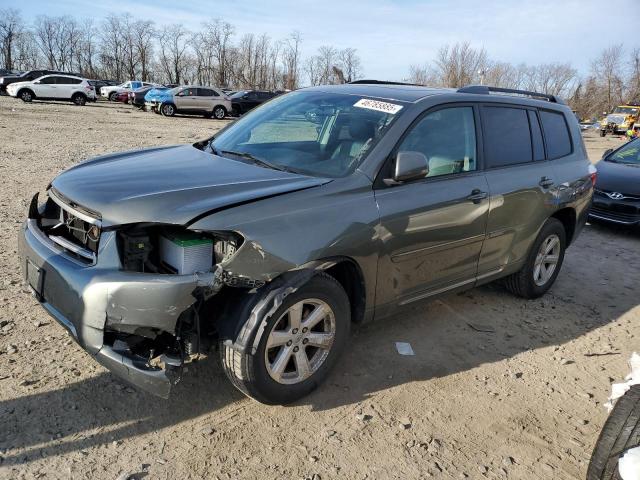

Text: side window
xmin=57 ymin=77 xmax=81 ymax=85
xmin=39 ymin=77 xmax=56 ymax=84
xmin=539 ymin=110 xmax=572 ymax=159
xmin=482 ymin=106 xmax=532 ymax=168
xmin=398 ymin=106 xmax=477 ymax=178
xmin=528 ymin=110 xmax=545 ymax=161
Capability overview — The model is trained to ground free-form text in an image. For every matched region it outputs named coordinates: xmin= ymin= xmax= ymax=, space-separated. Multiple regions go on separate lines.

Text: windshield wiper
xmin=218 ymin=149 xmax=290 ymax=172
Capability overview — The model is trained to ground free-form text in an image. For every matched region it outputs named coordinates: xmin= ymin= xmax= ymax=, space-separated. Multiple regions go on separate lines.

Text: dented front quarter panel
xmin=190 ymin=171 xmax=382 ymax=316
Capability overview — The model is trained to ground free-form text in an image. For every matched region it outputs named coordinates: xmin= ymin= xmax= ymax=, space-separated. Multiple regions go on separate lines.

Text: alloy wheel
xmin=264 ymin=298 xmax=336 ymax=385
xmin=214 ymin=107 xmax=225 ymax=119
xmin=533 ymin=234 xmax=561 ymax=286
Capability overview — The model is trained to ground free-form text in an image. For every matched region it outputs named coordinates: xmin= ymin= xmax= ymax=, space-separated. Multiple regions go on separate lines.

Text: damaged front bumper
xmin=18 ymin=219 xmax=221 ymax=398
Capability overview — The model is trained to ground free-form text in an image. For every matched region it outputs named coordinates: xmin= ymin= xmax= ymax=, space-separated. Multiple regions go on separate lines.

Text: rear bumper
xmin=18 ymin=219 xmax=219 ymax=397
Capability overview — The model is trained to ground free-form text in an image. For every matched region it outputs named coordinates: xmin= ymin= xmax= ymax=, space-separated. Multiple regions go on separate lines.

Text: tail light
xmin=588 ymin=164 xmax=597 ymax=186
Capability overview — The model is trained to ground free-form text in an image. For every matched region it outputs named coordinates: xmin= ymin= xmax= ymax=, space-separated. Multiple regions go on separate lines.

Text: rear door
xmin=477 ymin=105 xmax=556 ymax=278
xmin=55 ymin=76 xmax=82 ymax=98
xmin=374 ymin=104 xmax=490 ymax=308
xmin=197 ymin=88 xmax=218 ymax=111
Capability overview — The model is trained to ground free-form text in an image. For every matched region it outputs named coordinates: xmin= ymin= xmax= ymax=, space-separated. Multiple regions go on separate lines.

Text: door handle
xmin=539 ymin=177 xmax=554 ymax=188
xmin=467 ymin=189 xmax=488 ymax=203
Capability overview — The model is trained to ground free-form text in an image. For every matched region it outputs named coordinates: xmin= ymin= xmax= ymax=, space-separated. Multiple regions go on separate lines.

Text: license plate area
xmin=26 ymin=259 xmax=45 ymax=301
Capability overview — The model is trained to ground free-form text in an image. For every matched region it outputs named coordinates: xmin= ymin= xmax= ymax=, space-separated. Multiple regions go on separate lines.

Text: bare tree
xmin=0 ymin=8 xmax=23 ymax=70
xmin=339 ymin=48 xmax=362 ymax=83
xmin=591 ymin=45 xmax=625 ymax=111
xmin=282 ymin=31 xmax=301 ymax=90
xmin=157 ymin=24 xmax=190 ymax=84
xmin=434 ymin=42 xmax=488 ymax=87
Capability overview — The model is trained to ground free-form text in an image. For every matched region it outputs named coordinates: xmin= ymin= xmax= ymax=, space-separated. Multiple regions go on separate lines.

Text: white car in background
xmin=101 ymin=80 xmax=156 ymax=101
xmin=6 ymin=74 xmax=96 ymax=105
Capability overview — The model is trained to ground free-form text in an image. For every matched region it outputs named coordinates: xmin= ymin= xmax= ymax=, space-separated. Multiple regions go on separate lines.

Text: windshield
xmin=230 ymin=90 xmax=249 ymax=99
xmin=607 ymin=139 xmax=640 ymax=165
xmin=208 ymin=91 xmax=405 ymax=177
xmin=613 ymin=107 xmax=639 ymax=116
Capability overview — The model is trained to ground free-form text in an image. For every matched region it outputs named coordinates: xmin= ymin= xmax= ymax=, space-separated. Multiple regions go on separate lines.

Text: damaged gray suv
xmin=19 ymin=82 xmax=594 ymax=404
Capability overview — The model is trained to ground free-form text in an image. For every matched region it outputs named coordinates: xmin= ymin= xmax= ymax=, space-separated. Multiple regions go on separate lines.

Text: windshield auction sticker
xmin=354 ymin=98 xmax=403 ymax=114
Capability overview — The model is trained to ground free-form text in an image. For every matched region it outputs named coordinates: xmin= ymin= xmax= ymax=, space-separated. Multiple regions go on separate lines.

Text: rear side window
xmin=57 ymin=77 xmax=81 ymax=84
xmin=198 ymin=88 xmax=218 ymax=97
xmin=482 ymin=106 xmax=532 ymax=167
xmin=528 ymin=110 xmax=545 ymax=161
xmin=539 ymin=110 xmax=572 ymax=159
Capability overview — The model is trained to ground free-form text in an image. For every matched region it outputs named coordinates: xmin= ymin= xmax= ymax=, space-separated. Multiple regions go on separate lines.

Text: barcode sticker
xmin=354 ymin=98 xmax=403 ymax=114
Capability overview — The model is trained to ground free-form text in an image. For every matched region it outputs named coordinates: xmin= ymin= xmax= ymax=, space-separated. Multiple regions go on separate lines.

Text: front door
xmin=174 ymin=87 xmax=198 ymax=111
xmin=374 ymin=105 xmax=490 ymax=308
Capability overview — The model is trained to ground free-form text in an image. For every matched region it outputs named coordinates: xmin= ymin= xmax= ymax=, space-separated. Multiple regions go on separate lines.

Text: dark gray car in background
xmin=18 ymin=82 xmax=594 ymax=404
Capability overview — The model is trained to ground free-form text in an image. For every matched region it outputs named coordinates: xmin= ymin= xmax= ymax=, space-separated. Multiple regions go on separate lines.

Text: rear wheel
xmin=504 ymin=217 xmax=566 ymax=299
xmin=161 ymin=103 xmax=175 ymax=117
xmin=213 ymin=105 xmax=227 ymax=119
xmin=220 ymin=273 xmax=350 ymax=404
xmin=71 ymin=93 xmax=86 ymax=106
xmin=19 ymin=89 xmax=34 ymax=102
xmin=600 ymin=129 xmax=606 ymax=137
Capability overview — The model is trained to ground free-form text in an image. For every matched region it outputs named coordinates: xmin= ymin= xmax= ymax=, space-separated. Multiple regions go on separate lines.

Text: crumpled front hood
xmin=596 ymin=159 xmax=640 ymax=196
xmin=50 ymin=145 xmax=330 ymax=226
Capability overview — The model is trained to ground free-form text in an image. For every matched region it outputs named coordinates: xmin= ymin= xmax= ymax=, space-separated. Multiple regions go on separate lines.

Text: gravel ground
xmin=0 ymin=97 xmax=638 ymax=480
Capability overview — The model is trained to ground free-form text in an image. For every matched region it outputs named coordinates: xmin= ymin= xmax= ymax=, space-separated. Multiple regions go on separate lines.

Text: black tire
xmin=108 ymin=92 xmax=118 ymax=102
xmin=161 ymin=103 xmax=176 ymax=117
xmin=213 ymin=105 xmax=227 ymax=119
xmin=504 ymin=217 xmax=566 ymax=299
xmin=588 ymin=385 xmax=640 ymax=480
xmin=600 ymin=129 xmax=606 ymax=137
xmin=19 ymin=89 xmax=34 ymax=102
xmin=220 ymin=273 xmax=350 ymax=404
xmin=71 ymin=93 xmax=86 ymax=106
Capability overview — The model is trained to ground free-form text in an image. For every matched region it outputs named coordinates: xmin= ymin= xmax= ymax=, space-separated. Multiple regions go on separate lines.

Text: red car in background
xmin=114 ymin=91 xmax=129 ymax=103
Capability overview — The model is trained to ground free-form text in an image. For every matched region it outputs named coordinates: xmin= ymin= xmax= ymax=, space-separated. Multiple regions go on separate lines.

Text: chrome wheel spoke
xmin=533 ymin=264 xmax=542 ymax=282
xmin=288 ymin=303 xmax=303 ymax=330
xmin=294 ymin=350 xmax=312 ymax=380
xmin=302 ymin=304 xmax=327 ymax=329
xmin=305 ymin=332 xmax=333 ymax=349
xmin=270 ymin=345 xmax=293 ymax=381
xmin=267 ymin=331 xmax=292 ymax=349
xmin=545 ymin=254 xmax=559 ymax=264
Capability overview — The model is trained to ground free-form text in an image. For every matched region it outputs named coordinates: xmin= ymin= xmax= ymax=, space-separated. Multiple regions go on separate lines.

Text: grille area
xmin=44 ymin=190 xmax=101 ymax=262
xmin=590 ymin=205 xmax=640 ymax=224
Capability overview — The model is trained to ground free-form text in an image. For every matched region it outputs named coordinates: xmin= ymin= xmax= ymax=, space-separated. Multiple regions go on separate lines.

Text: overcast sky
xmin=21 ymin=0 xmax=639 ymax=80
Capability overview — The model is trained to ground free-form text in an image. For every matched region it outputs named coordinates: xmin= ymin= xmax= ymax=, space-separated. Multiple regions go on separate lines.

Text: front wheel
xmin=161 ymin=103 xmax=175 ymax=117
xmin=504 ymin=217 xmax=566 ymax=299
xmin=220 ymin=273 xmax=350 ymax=404
xmin=600 ymin=129 xmax=606 ymax=137
xmin=19 ymin=89 xmax=33 ymax=102
xmin=108 ymin=92 xmax=117 ymax=102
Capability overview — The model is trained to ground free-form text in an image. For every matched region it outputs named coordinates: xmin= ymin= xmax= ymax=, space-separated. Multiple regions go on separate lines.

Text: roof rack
xmin=349 ymin=79 xmax=422 ymax=86
xmin=457 ymin=85 xmax=566 ymax=104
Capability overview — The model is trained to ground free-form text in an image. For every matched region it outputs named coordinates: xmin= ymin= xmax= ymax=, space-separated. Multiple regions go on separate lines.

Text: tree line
xmin=408 ymin=42 xmax=640 ymax=120
xmin=1 ymin=8 xmax=639 ymax=120
xmin=0 ymin=9 xmax=363 ymax=91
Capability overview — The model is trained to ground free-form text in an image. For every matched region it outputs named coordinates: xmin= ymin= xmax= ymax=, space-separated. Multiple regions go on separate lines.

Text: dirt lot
xmin=0 ymin=97 xmax=638 ymax=480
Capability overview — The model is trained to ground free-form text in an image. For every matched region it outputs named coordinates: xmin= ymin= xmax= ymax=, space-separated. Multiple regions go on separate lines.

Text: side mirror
xmin=385 ymin=151 xmax=429 ymax=185
xmin=602 ymin=148 xmax=613 ymax=159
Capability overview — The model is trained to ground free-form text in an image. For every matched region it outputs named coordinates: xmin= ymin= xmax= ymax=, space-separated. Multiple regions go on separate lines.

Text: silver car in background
xmin=146 ymin=85 xmax=232 ymax=119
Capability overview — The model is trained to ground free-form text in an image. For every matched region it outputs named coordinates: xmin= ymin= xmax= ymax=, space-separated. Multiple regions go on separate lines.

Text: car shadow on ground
xmin=1 ymin=225 xmax=639 ymax=465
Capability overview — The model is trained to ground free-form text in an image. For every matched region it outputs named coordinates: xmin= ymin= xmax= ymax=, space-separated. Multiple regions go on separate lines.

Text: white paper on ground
xmin=605 ymin=352 xmax=640 ymax=412
xmin=395 ymin=342 xmax=415 ymax=356
xmin=619 ymin=446 xmax=640 ymax=480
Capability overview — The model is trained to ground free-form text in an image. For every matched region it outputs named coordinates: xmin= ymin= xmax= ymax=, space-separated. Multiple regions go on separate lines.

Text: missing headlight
xmin=118 ymin=226 xmax=242 ymax=274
